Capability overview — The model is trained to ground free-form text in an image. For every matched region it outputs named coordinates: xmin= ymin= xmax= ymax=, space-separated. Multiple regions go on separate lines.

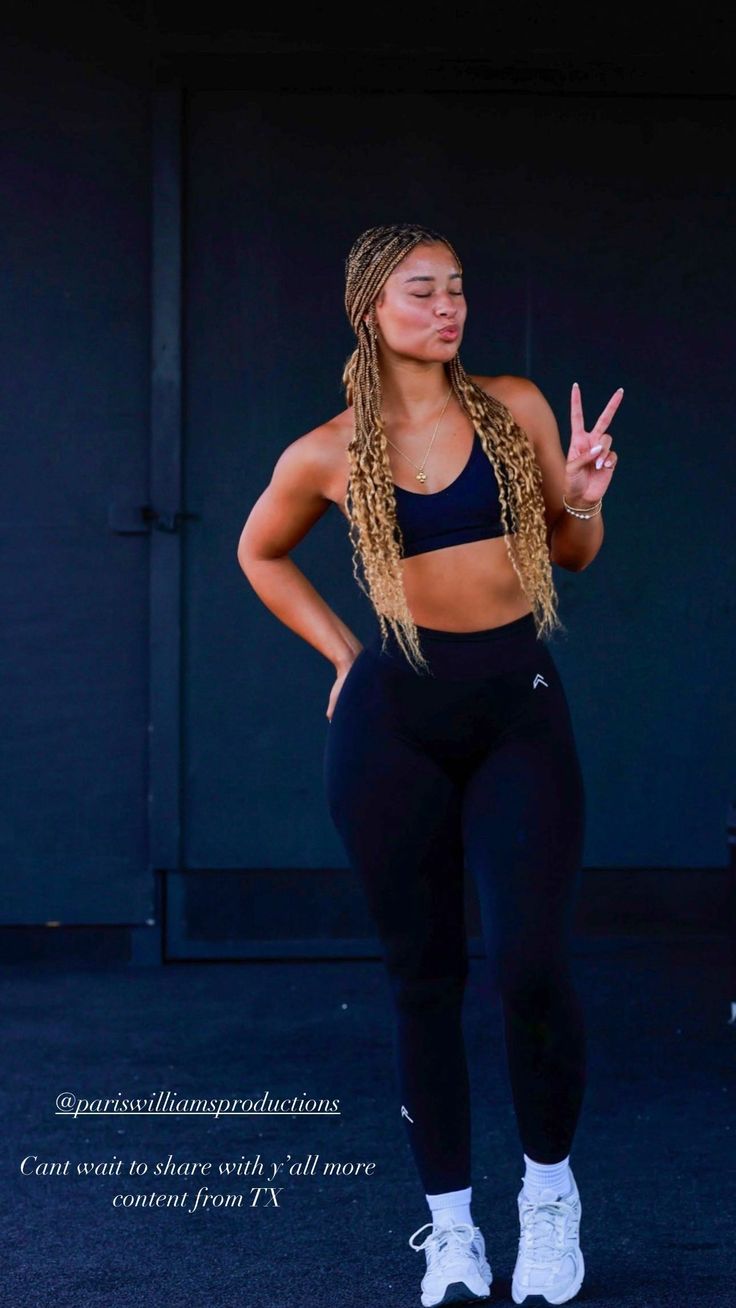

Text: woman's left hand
xmin=563 ymin=382 xmax=623 ymax=508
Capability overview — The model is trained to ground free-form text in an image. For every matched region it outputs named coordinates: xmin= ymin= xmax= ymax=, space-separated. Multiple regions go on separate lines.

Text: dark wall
xmin=0 ymin=17 xmax=153 ymax=924
xmin=187 ymin=88 xmax=734 ymax=874
xmin=1 ymin=8 xmax=733 ymax=935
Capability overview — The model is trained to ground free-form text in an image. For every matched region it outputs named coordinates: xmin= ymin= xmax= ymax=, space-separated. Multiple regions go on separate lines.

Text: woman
xmin=237 ymin=222 xmax=621 ymax=1307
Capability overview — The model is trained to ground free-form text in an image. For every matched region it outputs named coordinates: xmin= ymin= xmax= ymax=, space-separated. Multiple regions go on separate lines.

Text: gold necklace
xmin=385 ymin=388 xmax=453 ymax=483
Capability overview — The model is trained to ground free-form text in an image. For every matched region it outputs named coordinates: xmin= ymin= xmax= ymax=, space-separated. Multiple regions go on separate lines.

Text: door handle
xmin=108 ymin=503 xmax=200 ymax=534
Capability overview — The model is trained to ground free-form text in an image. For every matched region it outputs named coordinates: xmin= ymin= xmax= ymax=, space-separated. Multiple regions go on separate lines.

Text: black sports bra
xmin=393 ymin=430 xmax=514 ymax=559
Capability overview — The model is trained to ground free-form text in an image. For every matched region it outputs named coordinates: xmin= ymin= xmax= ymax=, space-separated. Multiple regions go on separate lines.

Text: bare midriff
xmin=394 ymin=534 xmax=532 ymax=630
xmin=332 ymin=494 xmax=533 ymax=631
xmin=323 ymin=378 xmax=537 ymax=632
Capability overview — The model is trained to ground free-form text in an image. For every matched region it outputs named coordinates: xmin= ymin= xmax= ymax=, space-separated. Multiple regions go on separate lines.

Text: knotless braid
xmin=341 ymin=222 xmax=564 ymax=674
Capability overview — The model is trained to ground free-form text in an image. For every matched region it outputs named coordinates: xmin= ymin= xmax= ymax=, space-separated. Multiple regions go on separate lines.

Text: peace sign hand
xmin=564 ymin=382 xmax=623 ymax=509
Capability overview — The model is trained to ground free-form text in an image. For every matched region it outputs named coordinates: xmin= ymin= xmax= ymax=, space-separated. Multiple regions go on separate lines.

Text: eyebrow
xmin=403 ymin=272 xmax=463 ymax=283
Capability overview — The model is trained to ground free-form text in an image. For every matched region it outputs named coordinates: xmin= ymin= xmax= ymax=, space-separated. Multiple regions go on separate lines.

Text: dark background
xmin=1 ymin=6 xmax=733 ymax=963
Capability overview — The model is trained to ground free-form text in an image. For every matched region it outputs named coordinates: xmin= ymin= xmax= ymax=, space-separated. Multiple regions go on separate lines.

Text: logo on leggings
xmin=533 ymin=673 xmax=549 ymax=689
xmin=400 ymin=1105 xmax=414 ymax=1124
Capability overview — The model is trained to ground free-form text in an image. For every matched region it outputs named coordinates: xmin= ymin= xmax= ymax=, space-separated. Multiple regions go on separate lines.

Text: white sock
xmin=425 ymin=1184 xmax=474 ymax=1229
xmin=522 ymin=1153 xmax=573 ymax=1201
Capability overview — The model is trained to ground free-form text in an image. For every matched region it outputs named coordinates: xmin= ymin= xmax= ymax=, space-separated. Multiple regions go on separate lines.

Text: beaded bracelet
xmin=562 ymin=495 xmax=603 ymax=520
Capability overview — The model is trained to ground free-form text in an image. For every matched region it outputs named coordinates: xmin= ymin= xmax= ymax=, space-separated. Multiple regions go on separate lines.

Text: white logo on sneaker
xmin=533 ymin=673 xmax=549 ymax=689
xmin=400 ymin=1105 xmax=414 ymax=1123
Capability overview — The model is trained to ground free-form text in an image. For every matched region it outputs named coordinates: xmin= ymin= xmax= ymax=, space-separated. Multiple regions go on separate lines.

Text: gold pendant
xmin=415 ymin=469 xmax=427 ymax=483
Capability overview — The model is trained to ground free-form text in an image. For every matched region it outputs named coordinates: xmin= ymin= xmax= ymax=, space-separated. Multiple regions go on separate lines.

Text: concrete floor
xmin=1 ymin=934 xmax=734 ymax=1308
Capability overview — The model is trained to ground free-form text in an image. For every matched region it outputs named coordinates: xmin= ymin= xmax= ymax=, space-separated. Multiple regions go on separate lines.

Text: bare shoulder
xmin=236 ymin=406 xmax=354 ymax=562
xmin=309 ymin=406 xmax=354 ymax=465
xmin=471 ymin=372 xmax=548 ymax=421
xmin=471 ymin=373 xmax=570 ymax=540
xmin=470 ymin=373 xmax=558 ymax=452
xmin=273 ymin=405 xmax=352 ymax=482
xmin=281 ymin=405 xmax=354 ymax=512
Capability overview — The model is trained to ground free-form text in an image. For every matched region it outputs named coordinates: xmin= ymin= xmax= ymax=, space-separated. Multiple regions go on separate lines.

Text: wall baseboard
xmin=0 ymin=865 xmax=730 ymax=964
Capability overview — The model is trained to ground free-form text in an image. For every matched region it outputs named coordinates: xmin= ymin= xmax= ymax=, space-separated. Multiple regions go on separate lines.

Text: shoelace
xmin=518 ymin=1196 xmax=578 ymax=1265
xmin=409 ymin=1220 xmax=479 ymax=1271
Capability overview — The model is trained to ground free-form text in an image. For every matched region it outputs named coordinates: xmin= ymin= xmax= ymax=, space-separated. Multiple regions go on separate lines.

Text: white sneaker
xmin=409 ymin=1219 xmax=492 ymax=1306
xmin=511 ymin=1170 xmax=584 ymax=1305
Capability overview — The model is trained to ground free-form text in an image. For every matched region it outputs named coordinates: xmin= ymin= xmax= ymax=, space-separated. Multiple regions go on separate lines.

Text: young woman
xmin=237 ymin=223 xmax=621 ymax=1307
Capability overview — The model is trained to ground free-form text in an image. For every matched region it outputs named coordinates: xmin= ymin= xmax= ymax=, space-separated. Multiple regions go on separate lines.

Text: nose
xmin=434 ymin=294 xmax=457 ymax=318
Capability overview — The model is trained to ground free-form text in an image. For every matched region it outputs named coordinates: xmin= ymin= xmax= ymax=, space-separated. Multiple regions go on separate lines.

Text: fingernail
xmin=591 ymin=443 xmax=603 ymax=454
xmin=595 ymin=456 xmax=604 ymax=469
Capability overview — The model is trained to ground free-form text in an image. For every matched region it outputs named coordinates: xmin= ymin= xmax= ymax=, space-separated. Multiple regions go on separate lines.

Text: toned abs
xmin=322 ymin=376 xmax=535 ymax=633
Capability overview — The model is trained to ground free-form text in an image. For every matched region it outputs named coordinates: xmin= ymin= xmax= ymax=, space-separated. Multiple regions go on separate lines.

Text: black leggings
xmin=323 ymin=611 xmax=587 ymax=1195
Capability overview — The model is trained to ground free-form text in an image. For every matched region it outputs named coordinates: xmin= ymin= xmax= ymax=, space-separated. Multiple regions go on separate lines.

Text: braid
xmin=341 ymin=223 xmax=564 ymax=674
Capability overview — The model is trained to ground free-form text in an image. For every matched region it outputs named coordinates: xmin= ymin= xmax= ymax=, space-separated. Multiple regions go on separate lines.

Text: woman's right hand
xmin=326 ymin=649 xmax=363 ymax=722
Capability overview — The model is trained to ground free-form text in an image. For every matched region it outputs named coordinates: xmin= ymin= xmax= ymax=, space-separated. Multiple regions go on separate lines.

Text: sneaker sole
xmin=511 ymin=1247 xmax=585 ymax=1305
xmin=423 ymin=1283 xmax=492 ymax=1307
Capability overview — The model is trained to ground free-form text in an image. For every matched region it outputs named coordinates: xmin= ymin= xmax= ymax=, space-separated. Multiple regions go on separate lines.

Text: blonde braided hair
xmin=342 ymin=222 xmax=564 ymax=674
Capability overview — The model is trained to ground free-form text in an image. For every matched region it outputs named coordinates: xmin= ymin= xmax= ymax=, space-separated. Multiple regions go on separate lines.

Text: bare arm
xmin=236 ymin=434 xmax=362 ymax=673
xmin=497 ymin=377 xmax=604 ymax=572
